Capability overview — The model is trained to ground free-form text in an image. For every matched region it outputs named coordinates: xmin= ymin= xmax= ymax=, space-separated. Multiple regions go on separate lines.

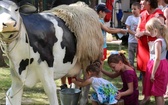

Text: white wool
xmin=44 ymin=2 xmax=103 ymax=68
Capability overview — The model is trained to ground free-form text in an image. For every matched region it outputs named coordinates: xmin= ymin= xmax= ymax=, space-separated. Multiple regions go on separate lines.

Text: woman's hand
xmin=135 ymin=31 xmax=144 ymax=38
xmin=135 ymin=30 xmax=151 ymax=38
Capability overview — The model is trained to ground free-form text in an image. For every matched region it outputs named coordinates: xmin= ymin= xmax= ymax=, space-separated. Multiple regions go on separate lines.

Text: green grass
xmin=0 ymin=44 xmax=168 ymax=105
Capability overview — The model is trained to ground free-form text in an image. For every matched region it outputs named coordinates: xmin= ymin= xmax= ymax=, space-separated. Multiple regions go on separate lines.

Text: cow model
xmin=0 ymin=0 xmax=103 ymax=105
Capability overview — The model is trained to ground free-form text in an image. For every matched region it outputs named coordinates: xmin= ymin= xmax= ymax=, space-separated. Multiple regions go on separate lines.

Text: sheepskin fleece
xmin=44 ymin=2 xmax=103 ymax=67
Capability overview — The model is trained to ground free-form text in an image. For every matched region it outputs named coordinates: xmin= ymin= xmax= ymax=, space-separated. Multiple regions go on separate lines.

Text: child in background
xmin=96 ymin=4 xmax=127 ymax=62
xmin=143 ymin=18 xmax=168 ymax=105
xmin=72 ymin=61 xmax=118 ymax=105
xmin=101 ymin=52 xmax=139 ymax=105
xmin=125 ymin=2 xmax=141 ymax=68
xmin=161 ymin=0 xmax=168 ymax=98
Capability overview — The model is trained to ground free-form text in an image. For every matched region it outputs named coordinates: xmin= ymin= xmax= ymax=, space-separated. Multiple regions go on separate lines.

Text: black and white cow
xmin=0 ymin=0 xmax=103 ymax=105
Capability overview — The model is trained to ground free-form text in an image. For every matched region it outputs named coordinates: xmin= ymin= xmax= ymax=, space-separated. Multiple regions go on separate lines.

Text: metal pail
xmin=59 ymin=88 xmax=81 ymax=105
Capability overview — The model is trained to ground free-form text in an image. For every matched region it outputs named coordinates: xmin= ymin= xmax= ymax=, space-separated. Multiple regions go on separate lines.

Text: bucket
xmin=59 ymin=88 xmax=81 ymax=105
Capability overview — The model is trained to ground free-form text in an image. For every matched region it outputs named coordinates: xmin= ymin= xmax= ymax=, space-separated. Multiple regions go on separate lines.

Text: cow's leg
xmin=79 ymin=71 xmax=90 ymax=105
xmin=76 ymin=66 xmax=90 ymax=105
xmin=37 ymin=69 xmax=58 ymax=105
xmin=6 ymin=77 xmax=23 ymax=105
xmin=42 ymin=79 xmax=58 ymax=105
xmin=80 ymin=85 xmax=90 ymax=105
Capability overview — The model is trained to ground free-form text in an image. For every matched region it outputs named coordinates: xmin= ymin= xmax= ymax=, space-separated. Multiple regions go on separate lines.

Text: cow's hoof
xmin=60 ymin=84 xmax=68 ymax=90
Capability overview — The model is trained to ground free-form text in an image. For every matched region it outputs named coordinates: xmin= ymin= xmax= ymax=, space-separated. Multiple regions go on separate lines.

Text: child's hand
xmin=120 ymin=29 xmax=127 ymax=34
xmin=116 ymin=91 xmax=122 ymax=100
xmin=150 ymin=74 xmax=155 ymax=82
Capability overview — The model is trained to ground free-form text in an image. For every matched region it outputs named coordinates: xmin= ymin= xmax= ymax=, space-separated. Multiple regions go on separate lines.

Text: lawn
xmin=0 ymin=43 xmax=168 ymax=105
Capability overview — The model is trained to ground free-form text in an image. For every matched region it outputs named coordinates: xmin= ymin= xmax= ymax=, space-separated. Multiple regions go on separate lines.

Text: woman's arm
xmin=72 ymin=78 xmax=92 ymax=87
xmin=135 ymin=17 xmax=144 ymax=38
xmin=101 ymin=69 xmax=120 ymax=79
xmin=135 ymin=17 xmax=150 ymax=37
xmin=116 ymin=82 xmax=134 ymax=100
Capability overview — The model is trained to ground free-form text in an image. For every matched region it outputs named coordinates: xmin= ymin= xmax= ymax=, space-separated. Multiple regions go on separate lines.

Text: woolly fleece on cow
xmin=45 ymin=2 xmax=104 ymax=68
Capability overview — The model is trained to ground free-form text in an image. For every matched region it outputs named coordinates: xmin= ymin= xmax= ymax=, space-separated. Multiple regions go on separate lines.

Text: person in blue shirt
xmin=95 ymin=4 xmax=127 ymax=62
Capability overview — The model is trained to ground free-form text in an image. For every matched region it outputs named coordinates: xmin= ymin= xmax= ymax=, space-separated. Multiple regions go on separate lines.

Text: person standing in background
xmin=158 ymin=0 xmax=168 ymax=99
xmin=96 ymin=4 xmax=127 ymax=64
xmin=125 ymin=2 xmax=141 ymax=68
xmin=158 ymin=0 xmax=168 ymax=10
xmin=135 ymin=0 xmax=165 ymax=104
xmin=144 ymin=17 xmax=168 ymax=105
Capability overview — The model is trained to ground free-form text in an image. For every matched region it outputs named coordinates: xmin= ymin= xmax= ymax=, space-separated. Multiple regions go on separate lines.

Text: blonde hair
xmin=145 ymin=18 xmax=168 ymax=50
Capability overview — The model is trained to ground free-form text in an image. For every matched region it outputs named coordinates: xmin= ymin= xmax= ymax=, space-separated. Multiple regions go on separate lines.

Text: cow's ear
xmin=19 ymin=3 xmax=37 ymax=14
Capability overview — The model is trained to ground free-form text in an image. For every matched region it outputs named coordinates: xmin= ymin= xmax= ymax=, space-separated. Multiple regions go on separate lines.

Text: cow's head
xmin=0 ymin=0 xmax=36 ymax=42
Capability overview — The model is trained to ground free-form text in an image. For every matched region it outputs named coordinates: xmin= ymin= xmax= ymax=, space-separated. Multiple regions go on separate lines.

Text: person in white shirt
xmin=125 ymin=2 xmax=141 ymax=68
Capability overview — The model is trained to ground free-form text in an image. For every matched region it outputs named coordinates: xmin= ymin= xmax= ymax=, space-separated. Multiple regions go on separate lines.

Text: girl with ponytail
xmin=101 ymin=52 xmax=139 ymax=105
